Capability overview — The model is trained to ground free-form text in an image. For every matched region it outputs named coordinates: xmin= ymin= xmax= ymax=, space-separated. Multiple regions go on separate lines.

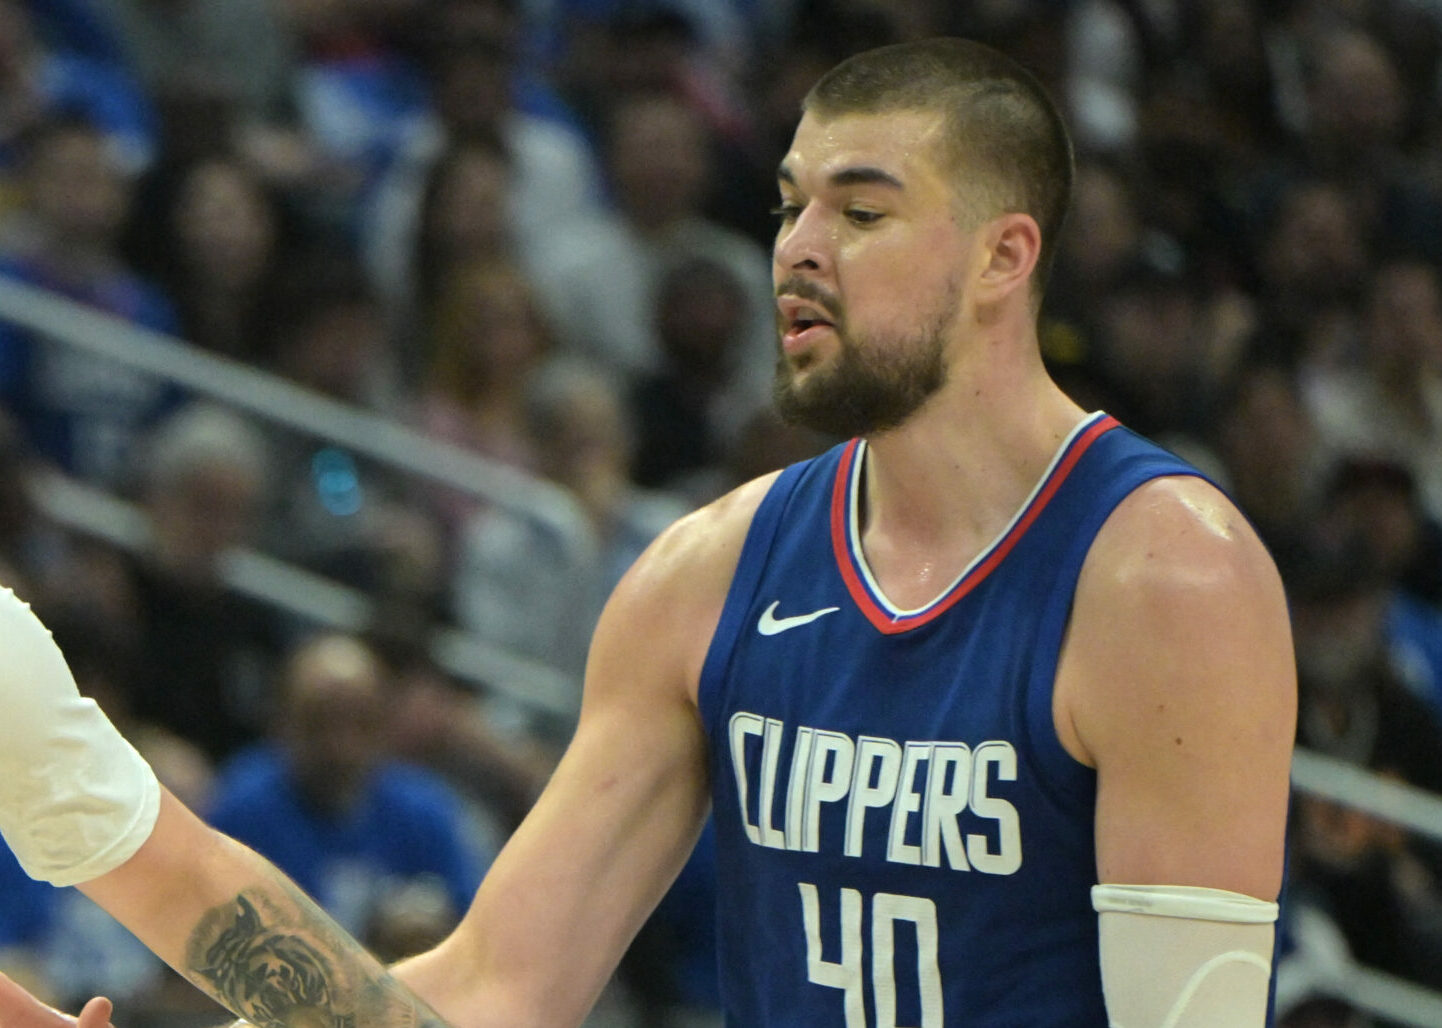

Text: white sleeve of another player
xmin=1093 ymin=883 xmax=1278 ymax=1028
xmin=0 ymin=586 xmax=160 ymax=887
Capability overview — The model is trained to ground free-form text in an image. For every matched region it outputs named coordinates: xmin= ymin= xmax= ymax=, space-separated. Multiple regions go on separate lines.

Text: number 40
xmin=799 ymin=882 xmax=943 ymax=1028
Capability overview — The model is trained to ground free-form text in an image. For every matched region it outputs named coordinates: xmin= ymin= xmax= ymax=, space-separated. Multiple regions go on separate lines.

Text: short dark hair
xmin=804 ymin=38 xmax=1074 ymax=291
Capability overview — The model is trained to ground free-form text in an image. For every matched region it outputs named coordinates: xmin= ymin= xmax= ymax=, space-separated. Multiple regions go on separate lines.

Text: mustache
xmin=775 ymin=276 xmax=843 ymax=321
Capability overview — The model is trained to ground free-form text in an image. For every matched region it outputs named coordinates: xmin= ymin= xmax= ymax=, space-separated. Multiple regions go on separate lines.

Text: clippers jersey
xmin=697 ymin=413 xmax=1203 ymax=1027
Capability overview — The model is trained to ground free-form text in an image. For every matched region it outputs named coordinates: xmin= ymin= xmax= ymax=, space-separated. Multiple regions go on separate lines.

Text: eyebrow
xmin=776 ymin=164 xmax=906 ymax=191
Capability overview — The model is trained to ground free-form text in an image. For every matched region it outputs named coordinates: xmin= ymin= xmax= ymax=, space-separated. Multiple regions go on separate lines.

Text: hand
xmin=0 ymin=974 xmax=113 ymax=1028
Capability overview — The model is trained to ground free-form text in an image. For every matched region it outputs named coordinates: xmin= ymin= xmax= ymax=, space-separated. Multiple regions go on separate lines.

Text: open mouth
xmin=779 ymin=299 xmax=836 ymax=351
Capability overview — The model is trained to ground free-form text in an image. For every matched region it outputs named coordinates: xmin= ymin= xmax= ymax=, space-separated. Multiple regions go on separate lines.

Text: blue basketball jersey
xmin=697 ymin=413 xmax=1204 ymax=1027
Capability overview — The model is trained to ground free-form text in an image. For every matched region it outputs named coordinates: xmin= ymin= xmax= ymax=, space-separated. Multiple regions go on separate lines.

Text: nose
xmin=773 ymin=203 xmax=832 ymax=277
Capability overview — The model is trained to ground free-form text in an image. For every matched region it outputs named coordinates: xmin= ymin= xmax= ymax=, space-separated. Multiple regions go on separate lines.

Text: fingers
xmin=75 ymin=998 xmax=112 ymax=1028
xmin=0 ymin=971 xmax=69 ymax=1026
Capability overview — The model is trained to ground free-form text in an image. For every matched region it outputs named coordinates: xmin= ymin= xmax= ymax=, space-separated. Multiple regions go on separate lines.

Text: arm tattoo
xmin=187 ymin=887 xmax=451 ymax=1028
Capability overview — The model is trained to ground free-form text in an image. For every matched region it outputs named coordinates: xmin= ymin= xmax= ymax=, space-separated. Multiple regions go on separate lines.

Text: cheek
xmin=838 ymin=252 xmax=955 ymax=332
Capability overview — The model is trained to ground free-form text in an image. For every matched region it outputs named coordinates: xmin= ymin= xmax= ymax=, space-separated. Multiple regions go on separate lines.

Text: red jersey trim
xmin=831 ymin=414 xmax=1121 ymax=635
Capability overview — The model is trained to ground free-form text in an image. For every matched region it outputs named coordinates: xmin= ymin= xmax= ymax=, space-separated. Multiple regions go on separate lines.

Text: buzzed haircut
xmin=804 ymin=38 xmax=1074 ymax=290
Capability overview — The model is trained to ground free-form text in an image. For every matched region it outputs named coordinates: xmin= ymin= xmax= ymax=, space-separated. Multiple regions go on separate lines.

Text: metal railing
xmin=26 ymin=470 xmax=581 ymax=719
xmin=0 ymin=273 xmax=594 ymax=719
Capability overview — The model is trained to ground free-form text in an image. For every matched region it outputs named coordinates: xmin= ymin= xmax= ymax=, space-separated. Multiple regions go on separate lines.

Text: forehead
xmin=779 ymin=109 xmax=950 ymax=192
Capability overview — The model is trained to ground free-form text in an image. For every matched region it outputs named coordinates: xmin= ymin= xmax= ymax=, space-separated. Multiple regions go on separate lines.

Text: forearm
xmin=81 ymin=790 xmax=454 ymax=1028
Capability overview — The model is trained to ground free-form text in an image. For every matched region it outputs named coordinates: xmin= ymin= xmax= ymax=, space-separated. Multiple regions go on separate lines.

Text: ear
xmin=974 ymin=213 xmax=1042 ymax=305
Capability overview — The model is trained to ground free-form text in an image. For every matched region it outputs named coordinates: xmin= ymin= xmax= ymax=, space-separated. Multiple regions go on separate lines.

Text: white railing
xmin=26 ymin=470 xmax=580 ymax=719
xmin=1292 ymin=747 xmax=1442 ymax=845
xmin=1284 ymin=751 xmax=1442 ymax=1024
xmin=0 ymin=273 xmax=594 ymax=719
xmin=0 ymin=275 xmax=596 ymax=555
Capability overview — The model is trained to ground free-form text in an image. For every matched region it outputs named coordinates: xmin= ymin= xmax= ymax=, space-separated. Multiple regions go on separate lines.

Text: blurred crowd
xmin=0 ymin=0 xmax=1440 ymax=1025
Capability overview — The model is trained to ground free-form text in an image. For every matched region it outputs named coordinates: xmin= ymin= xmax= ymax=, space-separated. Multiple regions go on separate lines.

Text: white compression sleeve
xmin=0 ymin=586 xmax=160 ymax=886
xmin=1093 ymin=883 xmax=1278 ymax=1028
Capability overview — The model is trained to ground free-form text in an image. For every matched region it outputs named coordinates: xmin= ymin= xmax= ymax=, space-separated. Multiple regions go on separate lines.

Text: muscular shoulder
xmin=1057 ymin=475 xmax=1296 ymax=895
xmin=1056 ymin=475 xmax=1296 ymax=766
xmin=587 ymin=471 xmax=782 ymax=703
xmin=1085 ymin=475 xmax=1280 ymax=609
xmin=625 ymin=471 xmax=779 ymax=598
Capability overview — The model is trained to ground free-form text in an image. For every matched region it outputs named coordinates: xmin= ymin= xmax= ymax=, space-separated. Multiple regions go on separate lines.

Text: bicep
xmin=432 ymin=562 xmax=714 ymax=1026
xmin=1061 ymin=485 xmax=1296 ymax=900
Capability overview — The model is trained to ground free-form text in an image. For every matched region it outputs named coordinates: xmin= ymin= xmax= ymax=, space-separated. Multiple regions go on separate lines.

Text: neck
xmin=856 ymin=326 xmax=1086 ymax=597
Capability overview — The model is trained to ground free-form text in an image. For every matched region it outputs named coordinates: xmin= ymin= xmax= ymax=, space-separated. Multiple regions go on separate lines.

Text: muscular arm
xmin=79 ymin=789 xmax=451 ymax=1028
xmin=1054 ymin=477 xmax=1295 ymax=1024
xmin=1056 ymin=476 xmax=1296 ymax=897
xmin=384 ymin=480 xmax=771 ymax=1028
xmin=0 ymin=581 xmax=454 ymax=1026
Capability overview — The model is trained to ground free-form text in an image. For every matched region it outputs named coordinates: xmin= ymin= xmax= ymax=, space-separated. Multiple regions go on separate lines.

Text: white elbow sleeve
xmin=0 ymin=587 xmax=160 ymax=886
xmin=1093 ymin=883 xmax=1278 ymax=1028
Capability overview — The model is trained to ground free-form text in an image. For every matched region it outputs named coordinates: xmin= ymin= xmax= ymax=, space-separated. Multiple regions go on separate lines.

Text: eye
xmin=845 ymin=208 xmax=883 ymax=226
xmin=770 ymin=202 xmax=802 ymax=223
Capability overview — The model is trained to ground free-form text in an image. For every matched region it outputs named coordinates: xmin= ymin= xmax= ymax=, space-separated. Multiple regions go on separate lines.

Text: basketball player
xmin=0 ymin=38 xmax=1293 ymax=1027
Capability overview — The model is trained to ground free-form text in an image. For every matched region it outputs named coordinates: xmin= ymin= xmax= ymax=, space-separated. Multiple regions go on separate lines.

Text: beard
xmin=773 ymin=278 xmax=956 ymax=439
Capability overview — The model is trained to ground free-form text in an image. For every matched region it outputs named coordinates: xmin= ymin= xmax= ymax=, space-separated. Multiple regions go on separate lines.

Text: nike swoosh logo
xmin=757 ymin=600 xmax=841 ymax=636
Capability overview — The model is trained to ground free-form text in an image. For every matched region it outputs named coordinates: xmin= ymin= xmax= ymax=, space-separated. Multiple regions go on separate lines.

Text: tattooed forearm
xmin=185 ymin=884 xmax=452 ymax=1028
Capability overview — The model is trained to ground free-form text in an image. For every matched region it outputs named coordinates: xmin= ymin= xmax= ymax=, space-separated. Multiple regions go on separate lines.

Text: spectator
xmin=0 ymin=116 xmax=180 ymax=488
xmin=366 ymin=619 xmax=556 ymax=834
xmin=526 ymin=90 xmax=773 ymax=408
xmin=127 ymin=155 xmax=293 ymax=362
xmin=283 ymin=0 xmax=430 ymax=220
xmin=629 ymin=256 xmax=757 ymax=498
xmin=1304 ymin=257 xmax=1442 ymax=523
xmin=114 ymin=403 xmax=285 ymax=764
xmin=1210 ymin=351 xmax=1328 ymax=561
xmin=263 ymin=252 xmax=435 ymax=599
xmin=453 ymin=358 xmax=688 ymax=712
xmin=387 ymin=137 xmax=516 ymax=379
xmin=361 ymin=0 xmax=604 ymax=322
xmin=0 ymin=0 xmax=157 ymax=178
xmin=1287 ymin=542 xmax=1442 ymax=797
xmin=416 ymin=257 xmax=551 ymax=536
xmin=206 ymin=632 xmax=488 ymax=947
xmin=1311 ymin=456 xmax=1442 ymax=721
xmin=89 ymin=0 xmax=297 ymax=121
xmin=87 ymin=0 xmax=315 ymax=188
xmin=1252 ymin=178 xmax=1370 ymax=372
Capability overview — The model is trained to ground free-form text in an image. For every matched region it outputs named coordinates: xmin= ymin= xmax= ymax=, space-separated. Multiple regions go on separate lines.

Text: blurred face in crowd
xmin=1060 ymin=164 xmax=1139 ymax=288
xmin=173 ymin=160 xmax=278 ymax=293
xmin=26 ymin=127 xmax=131 ymax=249
xmin=1262 ymin=183 xmax=1367 ymax=301
xmin=431 ymin=262 xmax=548 ymax=397
xmin=149 ymin=461 xmax=265 ymax=577
xmin=280 ymin=636 xmax=387 ymax=816
xmin=432 ymin=43 xmax=513 ymax=135
xmin=657 ymin=262 xmax=746 ymax=384
xmin=1098 ymin=275 xmax=1199 ymax=395
xmin=286 ymin=300 xmax=387 ymax=402
xmin=425 ymin=144 xmax=511 ymax=267
xmin=606 ymin=94 xmax=709 ymax=231
xmin=1363 ymin=261 xmax=1442 ymax=382
xmin=1307 ymin=30 xmax=1405 ymax=153
xmin=1216 ymin=365 xmax=1317 ymax=526
xmin=1290 ymin=583 xmax=1389 ymax=695
xmin=532 ymin=372 xmax=630 ymax=494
